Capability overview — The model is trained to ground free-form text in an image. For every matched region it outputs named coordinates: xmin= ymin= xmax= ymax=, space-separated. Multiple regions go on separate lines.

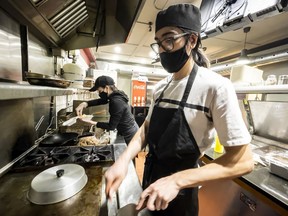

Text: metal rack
xmin=0 ymin=82 xmax=75 ymax=100
xmin=235 ymin=85 xmax=288 ymax=94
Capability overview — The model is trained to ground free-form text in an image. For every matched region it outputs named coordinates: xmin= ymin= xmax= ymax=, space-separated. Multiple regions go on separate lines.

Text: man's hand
xmin=136 ymin=174 xmax=180 ymax=211
xmin=104 ymin=156 xmax=130 ymax=199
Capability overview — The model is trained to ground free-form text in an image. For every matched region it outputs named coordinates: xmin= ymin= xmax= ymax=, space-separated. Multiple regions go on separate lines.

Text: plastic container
xmin=214 ymin=135 xmax=224 ymax=153
xmin=265 ymin=75 xmax=277 ymax=85
xmin=268 ymin=153 xmax=288 ymax=180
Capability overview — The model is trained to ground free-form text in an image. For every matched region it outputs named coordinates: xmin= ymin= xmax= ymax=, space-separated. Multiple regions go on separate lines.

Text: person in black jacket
xmin=75 ymin=75 xmax=139 ymax=144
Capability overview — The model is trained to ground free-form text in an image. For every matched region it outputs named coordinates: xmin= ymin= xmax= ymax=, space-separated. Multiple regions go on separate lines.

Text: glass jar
xmin=265 ymin=75 xmax=277 ymax=85
xmin=278 ymin=75 xmax=288 ymax=85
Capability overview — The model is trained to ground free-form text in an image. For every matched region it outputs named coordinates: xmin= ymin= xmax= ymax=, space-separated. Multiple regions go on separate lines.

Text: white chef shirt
xmin=146 ymin=66 xmax=251 ymax=154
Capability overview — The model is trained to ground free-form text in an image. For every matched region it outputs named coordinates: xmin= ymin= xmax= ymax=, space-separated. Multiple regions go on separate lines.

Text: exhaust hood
xmin=200 ymin=0 xmax=287 ymax=39
xmin=1 ymin=0 xmax=143 ymax=50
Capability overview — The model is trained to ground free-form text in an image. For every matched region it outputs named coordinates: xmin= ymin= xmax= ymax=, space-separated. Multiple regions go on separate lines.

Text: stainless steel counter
xmin=202 ymin=147 xmax=288 ymax=215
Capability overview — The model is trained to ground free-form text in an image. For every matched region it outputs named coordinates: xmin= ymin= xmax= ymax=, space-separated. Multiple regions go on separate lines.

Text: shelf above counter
xmin=0 ymin=82 xmax=77 ymax=100
xmin=235 ymin=85 xmax=288 ymax=94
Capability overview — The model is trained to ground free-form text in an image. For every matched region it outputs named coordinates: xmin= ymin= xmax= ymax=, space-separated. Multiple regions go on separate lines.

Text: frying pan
xmin=39 ymin=132 xmax=93 ymax=147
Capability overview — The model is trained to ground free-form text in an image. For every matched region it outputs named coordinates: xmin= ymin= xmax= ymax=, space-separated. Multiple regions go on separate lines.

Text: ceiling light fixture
xmin=236 ymin=26 xmax=251 ymax=65
xmin=114 ymin=46 xmax=121 ymax=53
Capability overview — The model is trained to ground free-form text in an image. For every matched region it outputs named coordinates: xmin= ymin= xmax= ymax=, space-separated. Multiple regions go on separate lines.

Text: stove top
xmin=13 ymin=145 xmax=114 ymax=171
xmin=0 ymin=166 xmax=104 ymax=216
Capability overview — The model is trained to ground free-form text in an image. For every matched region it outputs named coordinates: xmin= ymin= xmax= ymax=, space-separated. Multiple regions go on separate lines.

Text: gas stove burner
xmin=30 ymin=148 xmax=50 ymax=156
xmin=13 ymin=145 xmax=114 ymax=171
xmin=93 ymin=149 xmax=111 ymax=156
xmin=73 ymin=146 xmax=92 ymax=154
xmin=19 ymin=155 xmax=45 ymax=167
xmin=85 ymin=154 xmax=101 ymax=162
xmin=49 ymin=146 xmax=73 ymax=155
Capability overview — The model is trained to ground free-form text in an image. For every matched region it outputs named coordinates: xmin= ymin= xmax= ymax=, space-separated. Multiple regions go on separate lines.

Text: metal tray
xmin=25 ymin=72 xmax=54 ymax=79
xmin=26 ymin=77 xmax=72 ymax=88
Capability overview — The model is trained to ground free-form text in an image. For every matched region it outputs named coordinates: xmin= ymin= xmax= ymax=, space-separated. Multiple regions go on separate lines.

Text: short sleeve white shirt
xmin=146 ymin=66 xmax=251 ymax=154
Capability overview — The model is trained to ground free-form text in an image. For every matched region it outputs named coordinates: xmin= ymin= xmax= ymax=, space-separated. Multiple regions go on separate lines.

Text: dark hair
xmin=181 ymin=28 xmax=210 ymax=68
xmin=192 ymin=36 xmax=210 ymax=68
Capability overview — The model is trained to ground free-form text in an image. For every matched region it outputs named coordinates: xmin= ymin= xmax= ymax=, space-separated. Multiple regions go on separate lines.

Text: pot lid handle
xmin=56 ymin=169 xmax=65 ymax=178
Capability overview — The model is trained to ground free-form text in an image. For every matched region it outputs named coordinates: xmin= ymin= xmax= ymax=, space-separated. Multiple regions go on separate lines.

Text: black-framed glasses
xmin=150 ymin=32 xmax=190 ymax=54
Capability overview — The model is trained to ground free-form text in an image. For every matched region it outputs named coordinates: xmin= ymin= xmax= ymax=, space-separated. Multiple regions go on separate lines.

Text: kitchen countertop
xmin=202 ymin=147 xmax=288 ymax=214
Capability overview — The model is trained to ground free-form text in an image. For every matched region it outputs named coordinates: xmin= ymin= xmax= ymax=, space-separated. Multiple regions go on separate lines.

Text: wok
xmin=39 ymin=132 xmax=93 ymax=147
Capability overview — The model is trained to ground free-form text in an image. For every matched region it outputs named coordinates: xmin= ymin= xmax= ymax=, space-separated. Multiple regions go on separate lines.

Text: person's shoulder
xmin=197 ymin=66 xmax=232 ymax=88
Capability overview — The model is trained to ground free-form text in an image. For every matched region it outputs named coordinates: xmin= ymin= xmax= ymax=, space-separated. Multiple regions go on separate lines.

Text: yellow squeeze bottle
xmin=214 ymin=134 xmax=224 ymax=153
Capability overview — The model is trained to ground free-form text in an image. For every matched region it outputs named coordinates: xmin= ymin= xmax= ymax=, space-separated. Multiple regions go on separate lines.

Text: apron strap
xmin=180 ymin=64 xmax=198 ymax=109
xmin=155 ymin=64 xmax=199 ymax=108
xmin=155 ymin=77 xmax=173 ymax=105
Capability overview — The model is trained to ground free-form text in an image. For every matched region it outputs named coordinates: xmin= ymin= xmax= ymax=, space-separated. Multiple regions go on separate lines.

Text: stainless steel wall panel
xmin=28 ymin=33 xmax=54 ymax=76
xmin=0 ymin=99 xmax=34 ymax=170
xmin=249 ymin=100 xmax=288 ymax=145
xmin=0 ymin=8 xmax=22 ymax=82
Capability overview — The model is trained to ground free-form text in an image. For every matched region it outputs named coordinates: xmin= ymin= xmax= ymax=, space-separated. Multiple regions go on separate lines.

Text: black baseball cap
xmin=89 ymin=75 xmax=115 ymax=92
xmin=155 ymin=4 xmax=201 ymax=33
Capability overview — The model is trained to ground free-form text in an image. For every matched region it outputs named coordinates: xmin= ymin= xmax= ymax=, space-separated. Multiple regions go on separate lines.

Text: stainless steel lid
xmin=27 ymin=164 xmax=88 ymax=205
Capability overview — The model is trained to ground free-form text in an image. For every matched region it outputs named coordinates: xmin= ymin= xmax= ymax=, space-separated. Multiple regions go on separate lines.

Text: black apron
xmin=143 ymin=64 xmax=200 ymax=216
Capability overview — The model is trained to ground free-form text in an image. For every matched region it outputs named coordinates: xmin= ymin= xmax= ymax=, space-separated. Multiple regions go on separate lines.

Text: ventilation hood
xmin=200 ymin=0 xmax=287 ymax=39
xmin=1 ymin=0 xmax=143 ymax=50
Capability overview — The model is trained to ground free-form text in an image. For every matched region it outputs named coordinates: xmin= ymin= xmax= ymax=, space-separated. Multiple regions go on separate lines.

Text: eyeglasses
xmin=150 ymin=32 xmax=190 ymax=54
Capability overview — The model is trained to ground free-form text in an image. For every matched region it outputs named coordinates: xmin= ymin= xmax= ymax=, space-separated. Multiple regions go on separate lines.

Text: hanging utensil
xmin=35 ymin=115 xmax=45 ymax=131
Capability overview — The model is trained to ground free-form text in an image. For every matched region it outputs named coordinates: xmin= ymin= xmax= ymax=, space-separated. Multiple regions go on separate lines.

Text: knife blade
xmin=99 ymin=199 xmax=109 ymax=216
xmin=117 ymin=203 xmax=140 ymax=216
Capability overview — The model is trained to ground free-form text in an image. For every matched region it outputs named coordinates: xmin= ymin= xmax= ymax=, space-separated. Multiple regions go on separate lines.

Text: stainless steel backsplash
xmin=249 ymin=100 xmax=288 ymax=145
xmin=0 ymin=99 xmax=34 ymax=169
xmin=0 ymin=9 xmax=22 ymax=82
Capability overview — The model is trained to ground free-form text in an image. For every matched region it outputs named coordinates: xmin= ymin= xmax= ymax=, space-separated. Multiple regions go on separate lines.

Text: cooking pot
xmin=39 ymin=132 xmax=93 ymax=147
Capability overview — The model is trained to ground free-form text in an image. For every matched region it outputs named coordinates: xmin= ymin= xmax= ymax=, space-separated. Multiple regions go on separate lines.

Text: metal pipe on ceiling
xmin=211 ymin=50 xmax=288 ymax=72
xmin=210 ymin=38 xmax=288 ymax=65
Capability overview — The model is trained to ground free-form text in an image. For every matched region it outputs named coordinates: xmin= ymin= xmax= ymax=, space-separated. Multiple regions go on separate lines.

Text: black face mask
xmin=159 ymin=42 xmax=190 ymax=73
xmin=99 ymin=91 xmax=108 ymax=100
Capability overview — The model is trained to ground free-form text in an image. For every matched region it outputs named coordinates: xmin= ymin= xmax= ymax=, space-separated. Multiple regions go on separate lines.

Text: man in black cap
xmin=104 ymin=4 xmax=253 ymax=216
xmin=76 ymin=75 xmax=139 ymax=144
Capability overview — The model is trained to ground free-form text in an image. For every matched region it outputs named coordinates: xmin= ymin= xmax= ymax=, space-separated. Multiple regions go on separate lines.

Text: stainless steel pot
xmin=27 ymin=164 xmax=88 ymax=205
